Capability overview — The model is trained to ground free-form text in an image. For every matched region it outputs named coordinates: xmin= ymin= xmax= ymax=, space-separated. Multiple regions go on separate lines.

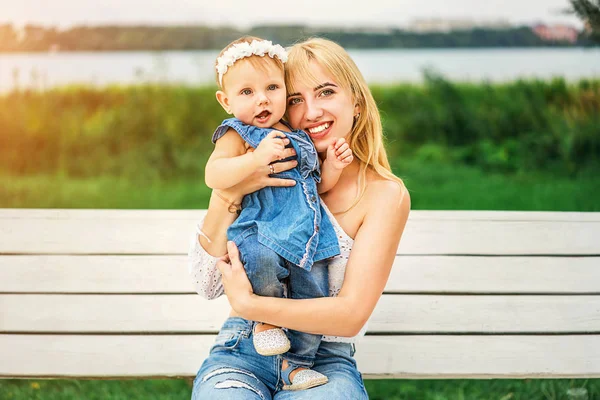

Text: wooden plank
xmin=0 ymin=210 xmax=199 ymax=255
xmin=0 ymin=255 xmax=194 ymax=293
xmin=1 ymin=334 xmax=598 ymax=378
xmin=2 ymin=255 xmax=599 ymax=294
xmin=356 ymin=335 xmax=600 ymax=379
xmin=0 ymin=295 xmax=229 ymax=333
xmin=3 ymin=294 xmax=600 ymax=333
xmin=1 ymin=210 xmax=599 ymax=255
xmin=399 ymin=219 xmax=600 ymax=255
xmin=0 ymin=209 xmax=205 ymax=220
xmin=398 ymin=211 xmax=600 ymax=222
xmin=388 ymin=256 xmax=600 ymax=294
xmin=2 ymin=209 xmax=598 ymax=222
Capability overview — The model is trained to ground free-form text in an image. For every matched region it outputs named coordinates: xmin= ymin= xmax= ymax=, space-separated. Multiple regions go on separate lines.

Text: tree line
xmin=0 ymin=23 xmax=595 ymax=52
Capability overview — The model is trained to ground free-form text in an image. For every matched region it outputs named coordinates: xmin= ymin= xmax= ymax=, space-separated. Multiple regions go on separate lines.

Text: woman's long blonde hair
xmin=285 ymin=38 xmax=404 ymax=212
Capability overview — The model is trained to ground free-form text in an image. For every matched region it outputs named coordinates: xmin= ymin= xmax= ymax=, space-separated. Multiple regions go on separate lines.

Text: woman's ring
xmin=269 ymin=164 xmax=275 ymax=175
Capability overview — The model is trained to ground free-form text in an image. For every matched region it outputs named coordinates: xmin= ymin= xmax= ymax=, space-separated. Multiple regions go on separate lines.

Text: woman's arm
xmin=188 ymin=219 xmax=224 ymax=299
xmin=218 ymin=181 xmax=410 ymax=337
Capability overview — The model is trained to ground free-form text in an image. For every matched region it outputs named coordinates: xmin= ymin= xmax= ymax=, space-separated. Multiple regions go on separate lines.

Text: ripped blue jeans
xmin=236 ymin=231 xmax=330 ymax=369
xmin=191 ymin=317 xmax=368 ymax=399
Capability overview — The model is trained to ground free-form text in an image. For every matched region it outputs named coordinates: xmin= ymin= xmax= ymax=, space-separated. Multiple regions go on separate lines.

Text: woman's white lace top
xmin=187 ymin=201 xmax=368 ymax=343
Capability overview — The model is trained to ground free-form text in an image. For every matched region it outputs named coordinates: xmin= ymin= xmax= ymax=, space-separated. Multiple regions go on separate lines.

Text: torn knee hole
xmin=214 ymin=379 xmax=265 ymax=400
xmin=201 ymin=367 xmax=259 ymax=383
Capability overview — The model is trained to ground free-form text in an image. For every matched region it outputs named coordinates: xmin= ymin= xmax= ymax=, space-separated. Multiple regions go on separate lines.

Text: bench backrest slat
xmin=2 ymin=294 xmax=600 ymax=333
xmin=1 ymin=255 xmax=598 ymax=294
xmin=1 ymin=209 xmax=599 ymax=255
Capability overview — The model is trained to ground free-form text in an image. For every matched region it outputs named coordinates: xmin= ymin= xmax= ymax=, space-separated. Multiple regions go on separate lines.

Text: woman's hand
xmin=219 ymin=145 xmax=297 ymax=203
xmin=216 ymin=241 xmax=255 ymax=314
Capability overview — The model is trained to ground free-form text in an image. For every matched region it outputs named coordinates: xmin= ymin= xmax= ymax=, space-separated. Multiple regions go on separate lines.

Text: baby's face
xmin=222 ymin=59 xmax=287 ymax=128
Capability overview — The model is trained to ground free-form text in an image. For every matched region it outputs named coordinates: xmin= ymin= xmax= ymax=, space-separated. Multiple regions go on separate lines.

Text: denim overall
xmin=212 ymin=118 xmax=340 ymax=368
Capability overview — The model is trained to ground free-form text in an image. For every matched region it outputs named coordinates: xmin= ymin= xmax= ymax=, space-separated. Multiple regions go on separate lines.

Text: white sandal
xmin=252 ymin=324 xmax=291 ymax=356
xmin=281 ymin=365 xmax=328 ymax=391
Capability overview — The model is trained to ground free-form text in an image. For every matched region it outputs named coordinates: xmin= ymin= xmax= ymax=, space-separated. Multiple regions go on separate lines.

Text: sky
xmin=0 ymin=0 xmax=582 ymax=29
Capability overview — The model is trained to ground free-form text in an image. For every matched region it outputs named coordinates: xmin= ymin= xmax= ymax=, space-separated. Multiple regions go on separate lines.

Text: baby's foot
xmin=281 ymin=359 xmax=328 ymax=391
xmin=252 ymin=323 xmax=290 ymax=356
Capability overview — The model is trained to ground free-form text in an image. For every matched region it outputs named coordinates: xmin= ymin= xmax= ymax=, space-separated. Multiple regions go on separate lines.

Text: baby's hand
xmin=324 ymin=138 xmax=353 ymax=170
xmin=253 ymin=131 xmax=287 ymax=166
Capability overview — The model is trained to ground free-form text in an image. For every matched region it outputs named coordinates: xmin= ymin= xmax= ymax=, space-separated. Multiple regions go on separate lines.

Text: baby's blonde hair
xmin=215 ymin=36 xmax=285 ymax=91
xmin=285 ymin=38 xmax=404 ymax=211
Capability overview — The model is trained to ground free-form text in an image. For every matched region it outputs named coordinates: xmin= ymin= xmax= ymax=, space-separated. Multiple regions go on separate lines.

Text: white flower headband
xmin=216 ymin=40 xmax=288 ymax=86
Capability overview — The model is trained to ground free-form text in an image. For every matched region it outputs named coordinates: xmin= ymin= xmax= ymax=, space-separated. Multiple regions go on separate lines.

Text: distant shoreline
xmin=1 ymin=45 xmax=598 ymax=54
xmin=1 ymin=24 xmax=595 ymax=53
xmin=2 ymin=48 xmax=599 ymax=93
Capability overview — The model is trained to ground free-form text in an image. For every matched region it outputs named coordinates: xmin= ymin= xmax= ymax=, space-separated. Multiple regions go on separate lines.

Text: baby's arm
xmin=318 ymin=138 xmax=354 ymax=194
xmin=205 ymin=129 xmax=256 ymax=189
xmin=205 ymin=129 xmax=288 ymax=189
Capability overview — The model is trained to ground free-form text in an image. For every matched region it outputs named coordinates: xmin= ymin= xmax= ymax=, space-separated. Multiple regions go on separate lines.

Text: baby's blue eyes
xmin=240 ymin=85 xmax=278 ymax=95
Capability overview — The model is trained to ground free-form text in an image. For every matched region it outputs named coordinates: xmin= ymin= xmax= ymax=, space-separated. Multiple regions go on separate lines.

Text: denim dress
xmin=212 ymin=118 xmax=340 ymax=271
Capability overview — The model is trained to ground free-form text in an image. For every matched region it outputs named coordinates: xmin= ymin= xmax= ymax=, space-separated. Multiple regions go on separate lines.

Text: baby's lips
xmin=256 ymin=110 xmax=271 ymax=118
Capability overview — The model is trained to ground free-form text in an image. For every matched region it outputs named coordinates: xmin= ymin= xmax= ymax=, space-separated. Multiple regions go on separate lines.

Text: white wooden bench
xmin=1 ymin=209 xmax=599 ymax=379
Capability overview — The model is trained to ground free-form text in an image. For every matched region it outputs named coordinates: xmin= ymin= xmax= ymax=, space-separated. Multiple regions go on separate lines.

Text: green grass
xmin=394 ymin=160 xmax=600 ymax=211
xmin=0 ymin=378 xmax=597 ymax=400
xmin=364 ymin=379 xmax=599 ymax=400
xmin=1 ymin=160 xmax=598 ymax=211
xmin=0 ymin=174 xmax=213 ymax=209
xmin=0 ymin=379 xmax=191 ymax=400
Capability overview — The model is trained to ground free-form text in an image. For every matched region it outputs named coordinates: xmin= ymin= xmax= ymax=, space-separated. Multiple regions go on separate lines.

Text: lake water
xmin=1 ymin=48 xmax=599 ymax=91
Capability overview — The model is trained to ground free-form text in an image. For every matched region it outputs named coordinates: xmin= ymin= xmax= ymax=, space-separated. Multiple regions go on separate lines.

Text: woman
xmin=189 ymin=38 xmax=410 ymax=399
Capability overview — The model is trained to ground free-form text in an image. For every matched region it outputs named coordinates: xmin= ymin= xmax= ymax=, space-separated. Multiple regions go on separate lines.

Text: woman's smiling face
xmin=286 ymin=60 xmax=358 ymax=154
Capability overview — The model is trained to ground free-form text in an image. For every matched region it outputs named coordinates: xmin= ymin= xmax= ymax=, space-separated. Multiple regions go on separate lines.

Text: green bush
xmin=1 ymin=77 xmax=598 ymax=179
xmin=376 ymin=74 xmax=600 ymax=174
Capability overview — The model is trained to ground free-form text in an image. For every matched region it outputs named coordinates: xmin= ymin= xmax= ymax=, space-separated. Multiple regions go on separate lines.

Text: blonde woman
xmin=189 ymin=38 xmax=410 ymax=399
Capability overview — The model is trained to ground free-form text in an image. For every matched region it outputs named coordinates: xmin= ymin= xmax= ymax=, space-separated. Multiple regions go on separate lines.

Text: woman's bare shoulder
xmin=364 ymin=172 xmax=411 ymax=221
xmin=365 ymin=170 xmax=409 ymax=202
